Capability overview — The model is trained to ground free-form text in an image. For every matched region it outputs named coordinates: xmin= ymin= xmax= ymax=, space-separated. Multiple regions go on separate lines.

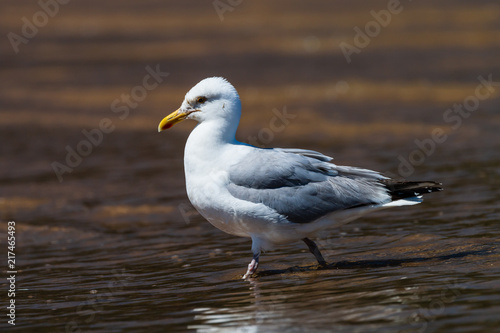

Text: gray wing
xmin=274 ymin=148 xmax=333 ymax=162
xmin=227 ymin=148 xmax=391 ymax=224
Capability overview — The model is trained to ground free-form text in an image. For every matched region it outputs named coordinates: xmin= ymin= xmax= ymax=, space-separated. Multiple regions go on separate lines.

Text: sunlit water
xmin=1 ymin=136 xmax=498 ymax=332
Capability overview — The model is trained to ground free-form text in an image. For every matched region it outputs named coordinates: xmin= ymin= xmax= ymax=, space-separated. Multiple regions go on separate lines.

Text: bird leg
xmin=242 ymin=252 xmax=260 ymax=279
xmin=302 ymin=237 xmax=327 ymax=266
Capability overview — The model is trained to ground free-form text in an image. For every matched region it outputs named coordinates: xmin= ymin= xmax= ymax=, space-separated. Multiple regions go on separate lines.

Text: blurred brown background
xmin=0 ymin=0 xmax=499 ymax=225
xmin=1 ymin=0 xmax=499 ymax=223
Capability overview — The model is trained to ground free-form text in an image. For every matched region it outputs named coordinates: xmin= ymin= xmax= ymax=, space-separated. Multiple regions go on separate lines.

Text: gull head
xmin=158 ymin=77 xmax=241 ymax=132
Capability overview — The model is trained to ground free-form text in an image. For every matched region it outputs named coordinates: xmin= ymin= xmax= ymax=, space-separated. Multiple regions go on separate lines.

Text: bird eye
xmin=196 ymin=96 xmax=207 ymax=104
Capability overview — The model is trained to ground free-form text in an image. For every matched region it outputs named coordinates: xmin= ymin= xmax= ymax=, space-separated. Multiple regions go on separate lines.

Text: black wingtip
xmin=380 ymin=180 xmax=443 ymax=201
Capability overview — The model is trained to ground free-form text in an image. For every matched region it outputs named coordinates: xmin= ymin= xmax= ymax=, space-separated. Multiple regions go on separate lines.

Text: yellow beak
xmin=158 ymin=108 xmax=186 ymax=132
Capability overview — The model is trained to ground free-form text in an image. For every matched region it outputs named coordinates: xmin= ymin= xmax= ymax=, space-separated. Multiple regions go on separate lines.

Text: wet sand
xmin=0 ymin=0 xmax=499 ymax=332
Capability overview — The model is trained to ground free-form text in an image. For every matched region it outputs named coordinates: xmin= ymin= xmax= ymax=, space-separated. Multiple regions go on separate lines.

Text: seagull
xmin=158 ymin=77 xmax=442 ymax=279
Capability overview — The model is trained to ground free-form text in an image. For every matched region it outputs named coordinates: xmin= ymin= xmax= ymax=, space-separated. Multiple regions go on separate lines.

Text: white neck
xmin=184 ymin=117 xmax=240 ymax=174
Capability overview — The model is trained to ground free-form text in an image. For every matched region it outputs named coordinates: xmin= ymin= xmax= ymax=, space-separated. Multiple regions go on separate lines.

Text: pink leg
xmin=242 ymin=253 xmax=260 ymax=279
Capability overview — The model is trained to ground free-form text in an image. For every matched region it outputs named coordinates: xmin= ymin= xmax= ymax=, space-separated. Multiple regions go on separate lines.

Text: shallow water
xmin=3 ymin=144 xmax=499 ymax=332
xmin=1 ymin=0 xmax=500 ymax=332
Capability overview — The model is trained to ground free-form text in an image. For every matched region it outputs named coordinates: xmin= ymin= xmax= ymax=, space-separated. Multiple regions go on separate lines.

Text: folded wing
xmin=227 ymin=148 xmax=392 ymax=224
